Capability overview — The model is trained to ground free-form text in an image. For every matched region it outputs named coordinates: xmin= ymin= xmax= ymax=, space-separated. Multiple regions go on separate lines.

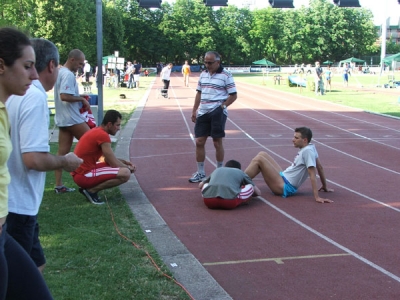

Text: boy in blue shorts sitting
xmin=244 ymin=127 xmax=334 ymax=203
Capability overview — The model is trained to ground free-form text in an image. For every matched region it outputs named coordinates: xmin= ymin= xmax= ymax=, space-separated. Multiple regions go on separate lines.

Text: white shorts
xmin=133 ymin=74 xmax=140 ymax=82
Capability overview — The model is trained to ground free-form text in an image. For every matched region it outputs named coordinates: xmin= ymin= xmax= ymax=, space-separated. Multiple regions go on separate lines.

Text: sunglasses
xmin=204 ymin=61 xmax=217 ymax=65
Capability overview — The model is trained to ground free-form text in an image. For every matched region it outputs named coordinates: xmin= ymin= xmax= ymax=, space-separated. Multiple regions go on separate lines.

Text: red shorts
xmin=72 ymin=162 xmax=120 ymax=189
xmin=203 ymin=184 xmax=254 ymax=210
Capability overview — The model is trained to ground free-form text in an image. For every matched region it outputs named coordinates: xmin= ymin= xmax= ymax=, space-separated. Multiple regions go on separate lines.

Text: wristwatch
xmin=222 ymin=104 xmax=227 ymax=109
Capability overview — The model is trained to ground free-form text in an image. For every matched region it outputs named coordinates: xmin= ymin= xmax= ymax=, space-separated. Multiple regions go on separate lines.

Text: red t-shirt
xmin=74 ymin=127 xmax=111 ymax=175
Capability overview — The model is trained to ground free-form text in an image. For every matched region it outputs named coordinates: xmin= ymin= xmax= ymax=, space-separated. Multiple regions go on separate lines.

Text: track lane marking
xmin=257 ymin=196 xmax=400 ymax=283
xmin=155 ymin=76 xmax=400 ymax=283
xmin=203 ymin=253 xmax=351 ymax=266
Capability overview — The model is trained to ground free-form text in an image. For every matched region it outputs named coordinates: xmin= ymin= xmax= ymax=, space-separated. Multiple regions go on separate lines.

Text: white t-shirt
xmin=6 ymin=80 xmax=50 ymax=215
xmin=161 ymin=66 xmax=172 ymax=80
xmin=282 ymin=144 xmax=318 ymax=188
xmin=83 ymin=62 xmax=91 ymax=73
xmin=54 ymin=67 xmax=85 ymax=127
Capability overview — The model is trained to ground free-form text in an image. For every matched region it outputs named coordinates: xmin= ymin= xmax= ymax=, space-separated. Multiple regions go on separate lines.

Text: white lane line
xmin=237 ymin=98 xmax=400 ymax=152
xmin=169 ymin=81 xmax=400 ymax=282
xmin=259 ymin=196 xmax=400 ymax=283
xmin=227 ymin=117 xmax=400 ymax=213
xmin=170 ymin=81 xmax=400 ymax=212
xmin=237 ymin=82 xmax=400 ymax=134
xmin=203 ymin=253 xmax=351 ymax=266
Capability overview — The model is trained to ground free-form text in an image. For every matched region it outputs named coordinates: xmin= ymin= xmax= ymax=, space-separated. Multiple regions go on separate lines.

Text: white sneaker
xmin=188 ymin=172 xmax=206 ymax=183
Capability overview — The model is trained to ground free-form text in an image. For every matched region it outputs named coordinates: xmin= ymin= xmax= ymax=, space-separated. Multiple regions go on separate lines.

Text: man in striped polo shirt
xmin=189 ymin=51 xmax=237 ymax=183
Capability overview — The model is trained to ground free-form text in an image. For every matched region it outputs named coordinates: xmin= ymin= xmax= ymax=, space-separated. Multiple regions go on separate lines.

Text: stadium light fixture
xmin=137 ymin=0 xmax=162 ymax=8
xmin=332 ymin=0 xmax=361 ymax=7
xmin=268 ymin=0 xmax=294 ymax=8
xmin=203 ymin=0 xmax=228 ymax=6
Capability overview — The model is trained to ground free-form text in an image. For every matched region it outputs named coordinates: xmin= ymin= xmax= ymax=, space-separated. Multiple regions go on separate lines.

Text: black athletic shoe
xmin=82 ymin=189 xmax=104 ymax=205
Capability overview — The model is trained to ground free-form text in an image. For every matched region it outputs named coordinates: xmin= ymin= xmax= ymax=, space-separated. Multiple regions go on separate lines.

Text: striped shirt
xmin=196 ymin=66 xmax=237 ymax=117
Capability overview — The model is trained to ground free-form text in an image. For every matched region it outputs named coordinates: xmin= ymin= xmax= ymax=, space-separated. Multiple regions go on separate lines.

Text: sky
xmin=165 ymin=0 xmax=400 ymax=25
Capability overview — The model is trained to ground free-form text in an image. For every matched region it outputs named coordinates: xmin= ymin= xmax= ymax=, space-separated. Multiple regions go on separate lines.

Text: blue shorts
xmin=343 ymin=74 xmax=348 ymax=81
xmin=279 ymin=172 xmax=297 ymax=198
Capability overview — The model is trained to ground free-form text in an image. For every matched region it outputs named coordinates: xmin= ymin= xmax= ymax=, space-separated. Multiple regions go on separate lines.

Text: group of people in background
xmin=314 ymin=61 xmax=351 ymax=95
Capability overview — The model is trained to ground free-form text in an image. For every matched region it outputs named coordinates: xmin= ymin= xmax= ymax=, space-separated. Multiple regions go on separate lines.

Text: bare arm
xmin=308 ymin=166 xmax=333 ymax=203
xmin=191 ymin=91 xmax=201 ymax=123
xmin=101 ymin=142 xmax=136 ymax=173
xmin=60 ymin=93 xmax=90 ymax=110
xmin=22 ymin=152 xmax=83 ymax=172
xmin=316 ymin=158 xmax=334 ymax=193
xmin=222 ymin=93 xmax=237 ymax=108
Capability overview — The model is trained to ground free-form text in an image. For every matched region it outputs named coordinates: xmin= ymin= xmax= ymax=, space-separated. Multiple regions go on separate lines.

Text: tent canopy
xmin=339 ymin=57 xmax=365 ymax=64
xmin=252 ymin=58 xmax=276 ymax=66
xmin=102 ymin=54 xmax=116 ymax=65
xmin=383 ymin=53 xmax=400 ymax=63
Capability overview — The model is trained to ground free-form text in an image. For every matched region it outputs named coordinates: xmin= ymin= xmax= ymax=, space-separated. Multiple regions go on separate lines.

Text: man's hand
xmin=318 ymin=186 xmax=334 ymax=193
xmin=63 ymin=152 xmax=83 ymax=172
xmin=121 ymin=159 xmax=136 ymax=173
xmin=127 ymin=164 xmax=136 ymax=173
xmin=316 ymin=197 xmax=333 ymax=204
xmin=81 ymin=97 xmax=91 ymax=110
xmin=191 ymin=112 xmax=196 ymax=123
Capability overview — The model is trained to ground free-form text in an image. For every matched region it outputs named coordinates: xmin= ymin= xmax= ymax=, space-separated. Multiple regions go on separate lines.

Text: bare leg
xmin=245 ymin=151 xmax=285 ymax=195
xmin=213 ymin=137 xmax=224 ymax=162
xmin=55 ymin=123 xmax=89 ymax=187
xmin=55 ymin=129 xmax=74 ymax=186
xmin=195 ymin=136 xmax=207 ymax=162
xmin=87 ymin=168 xmax=131 ymax=193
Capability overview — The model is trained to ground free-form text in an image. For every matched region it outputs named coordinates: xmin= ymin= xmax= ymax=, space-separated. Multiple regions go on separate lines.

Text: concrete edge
xmin=114 ymin=80 xmax=232 ymax=300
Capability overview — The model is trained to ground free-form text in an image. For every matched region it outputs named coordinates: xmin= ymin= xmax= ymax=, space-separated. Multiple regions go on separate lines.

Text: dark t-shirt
xmin=133 ymin=63 xmax=142 ymax=74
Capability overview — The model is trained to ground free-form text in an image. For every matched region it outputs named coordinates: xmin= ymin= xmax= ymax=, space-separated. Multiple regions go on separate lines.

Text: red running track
xmin=128 ymin=73 xmax=400 ymax=299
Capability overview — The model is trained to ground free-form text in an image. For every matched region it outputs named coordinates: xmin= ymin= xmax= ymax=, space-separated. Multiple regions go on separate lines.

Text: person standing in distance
xmin=160 ymin=63 xmax=173 ymax=97
xmin=314 ymin=61 xmax=324 ymax=96
xmin=189 ymin=51 xmax=237 ymax=183
xmin=83 ymin=59 xmax=91 ymax=82
xmin=53 ymin=49 xmax=90 ymax=194
xmin=182 ymin=60 xmax=191 ymax=87
xmin=133 ymin=60 xmax=142 ymax=89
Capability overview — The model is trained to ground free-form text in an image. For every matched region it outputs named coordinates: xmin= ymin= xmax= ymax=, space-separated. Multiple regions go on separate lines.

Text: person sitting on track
xmin=199 ymin=160 xmax=261 ymax=209
xmin=244 ymin=127 xmax=334 ymax=203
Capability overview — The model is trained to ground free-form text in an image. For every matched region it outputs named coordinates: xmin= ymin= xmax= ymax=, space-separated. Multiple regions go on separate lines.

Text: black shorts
xmin=194 ymin=106 xmax=227 ymax=138
xmin=6 ymin=213 xmax=46 ymax=267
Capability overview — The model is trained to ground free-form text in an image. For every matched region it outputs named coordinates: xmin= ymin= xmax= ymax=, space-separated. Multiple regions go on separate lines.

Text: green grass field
xmin=234 ymin=72 xmax=400 ymax=118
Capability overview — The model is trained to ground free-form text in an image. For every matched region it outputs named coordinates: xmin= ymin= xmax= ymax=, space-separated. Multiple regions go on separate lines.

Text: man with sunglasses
xmin=189 ymin=51 xmax=237 ymax=183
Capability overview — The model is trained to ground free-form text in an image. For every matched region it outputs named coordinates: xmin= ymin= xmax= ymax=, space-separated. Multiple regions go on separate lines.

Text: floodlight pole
xmin=379 ymin=0 xmax=388 ymax=79
xmin=96 ymin=0 xmax=103 ymax=124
